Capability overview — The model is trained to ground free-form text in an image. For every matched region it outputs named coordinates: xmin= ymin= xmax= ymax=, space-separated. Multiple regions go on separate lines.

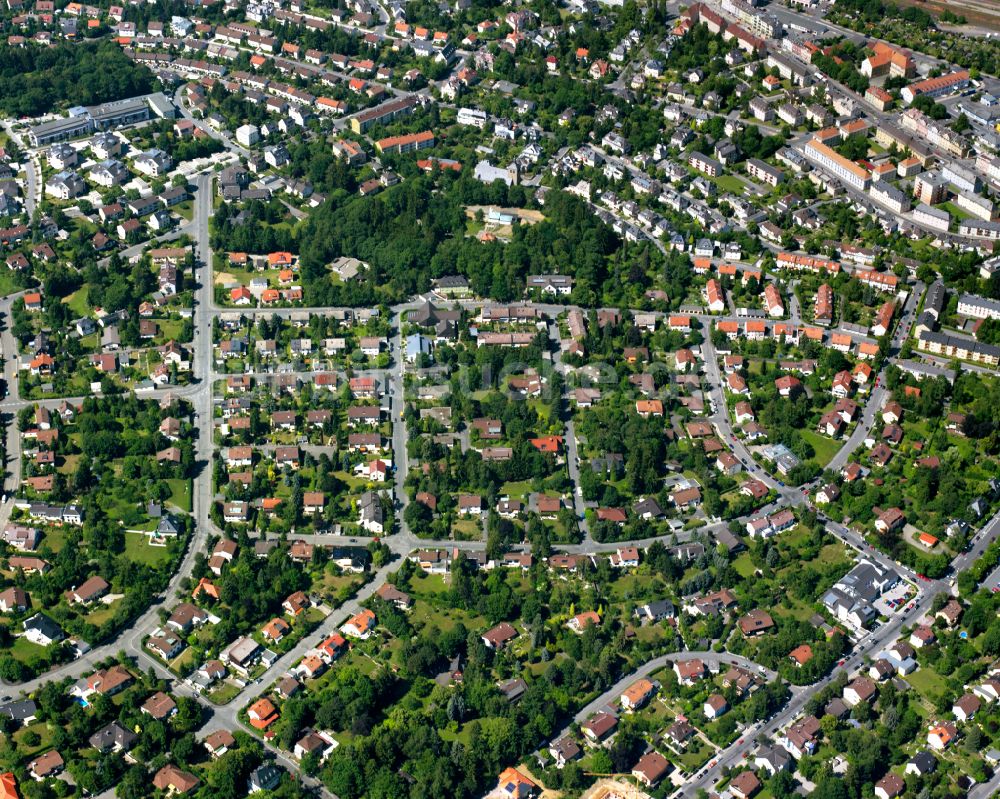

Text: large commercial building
xmin=27 ymin=94 xmax=168 ymax=147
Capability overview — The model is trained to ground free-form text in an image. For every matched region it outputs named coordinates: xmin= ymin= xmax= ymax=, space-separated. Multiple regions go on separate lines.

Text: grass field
xmin=84 ymin=604 xmax=118 ymax=627
xmin=159 ymin=318 xmax=187 ymax=343
xmin=939 ymin=201 xmax=971 ymax=223
xmin=168 ymin=646 xmax=199 ymax=676
xmin=174 ymin=200 xmax=194 ymax=222
xmin=801 ymin=429 xmax=842 ymax=467
xmin=500 ymin=480 xmax=534 ymax=500
xmin=207 ymin=681 xmax=243 ymax=705
xmin=0 ymin=271 xmax=23 ymax=298
xmin=714 ymin=175 xmax=748 ymax=194
xmin=124 ymin=532 xmax=173 ymax=566
xmin=62 ymin=287 xmax=91 ymax=317
xmin=438 ymin=724 xmax=475 ymax=745
xmin=904 ymin=666 xmax=949 ymax=700
xmin=13 ymin=722 xmax=54 ymax=758
xmin=42 ymin=527 xmax=69 ymax=553
xmin=9 ymin=636 xmax=47 ymax=664
xmin=732 ymin=552 xmax=756 ymax=578
xmin=167 ymin=478 xmax=192 ymax=512
xmin=451 ymin=517 xmax=483 ymax=541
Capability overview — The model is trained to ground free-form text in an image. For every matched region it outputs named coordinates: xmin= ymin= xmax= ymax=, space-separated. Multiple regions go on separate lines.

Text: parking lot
xmin=874 ymin=580 xmax=917 ymax=616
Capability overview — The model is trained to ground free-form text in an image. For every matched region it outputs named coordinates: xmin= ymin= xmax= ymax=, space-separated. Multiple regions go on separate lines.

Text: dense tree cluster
xmin=291 ymin=173 xmax=670 ymax=308
xmin=0 ymin=41 xmax=155 ymax=117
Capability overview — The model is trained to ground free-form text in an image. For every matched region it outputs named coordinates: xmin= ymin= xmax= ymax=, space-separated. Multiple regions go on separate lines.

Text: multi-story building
xmin=350 ymin=95 xmax=417 ymax=134
xmin=957 ymin=294 xmax=1000 ymax=320
xmin=746 ymin=158 xmax=783 ymax=186
xmin=803 ymin=140 xmax=870 ymax=191
xmin=814 ymin=283 xmax=833 ymax=324
xmin=766 ymin=52 xmax=810 ymax=85
xmin=873 ymin=122 xmax=933 ymax=166
xmin=860 ymin=42 xmax=914 ymax=79
xmin=457 ymin=107 xmax=488 ymax=128
xmin=954 ymin=192 xmax=996 ymax=222
xmin=689 ymin=151 xmax=722 ymax=177
xmin=960 ymin=220 xmax=1000 ymax=240
xmin=918 ymin=330 xmax=1000 ymax=366
xmin=722 ymin=0 xmax=781 ymax=37
xmin=901 ymin=70 xmax=970 ymax=104
xmin=374 ymin=130 xmax=435 ymax=155
xmin=870 ymin=182 xmax=910 ymax=214
xmin=942 ymin=163 xmax=982 ymax=194
xmin=913 ymin=203 xmax=950 ymax=233
xmin=28 ymin=94 xmax=156 ymax=146
xmin=913 ymin=172 xmax=947 ymax=205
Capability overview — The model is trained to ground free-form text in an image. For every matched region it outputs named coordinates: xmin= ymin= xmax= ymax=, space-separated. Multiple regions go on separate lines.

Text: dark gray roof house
xmin=23 ymin=613 xmax=64 ymax=646
xmin=497 ymin=677 xmax=527 ymax=703
xmin=0 ymin=699 xmax=37 ymax=724
xmin=248 ymin=764 xmax=283 ymax=792
xmin=906 ymin=750 xmax=937 ymax=776
xmin=157 ymin=515 xmax=181 ymax=536
xmin=89 ymin=721 xmax=138 ymax=753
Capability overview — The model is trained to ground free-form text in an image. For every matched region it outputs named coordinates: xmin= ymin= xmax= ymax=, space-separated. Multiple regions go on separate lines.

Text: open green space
xmin=61 ymin=287 xmax=92 ymax=317
xmin=166 ymin=478 xmax=193 ymax=512
xmin=206 ymin=681 xmax=243 ymax=705
xmin=801 ymin=429 xmax=841 ymax=467
xmin=124 ymin=532 xmax=174 ymax=566
xmin=713 ymin=174 xmax=748 ymax=194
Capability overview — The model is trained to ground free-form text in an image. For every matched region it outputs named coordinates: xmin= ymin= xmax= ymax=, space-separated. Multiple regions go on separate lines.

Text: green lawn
xmin=62 ymin=287 xmax=91 ymax=317
xmin=58 ymin=454 xmax=80 ymax=475
xmin=41 ymin=527 xmax=68 ymax=554
xmin=166 ymin=478 xmax=192 ymax=512
xmin=124 ymin=532 xmax=173 ymax=566
xmin=207 ymin=681 xmax=242 ymax=705
xmin=732 ymin=552 xmax=756 ymax=578
xmin=159 ymin=318 xmax=187 ymax=343
xmin=0 ymin=274 xmax=24 ymax=299
xmin=801 ymin=429 xmax=842 ymax=467
xmin=13 ymin=722 xmax=54 ymax=758
xmin=84 ymin=603 xmax=119 ymax=627
xmin=714 ymin=175 xmax=748 ymax=194
xmin=500 ymin=480 xmax=533 ymax=500
xmin=168 ymin=646 xmax=199 ymax=676
xmin=904 ymin=667 xmax=949 ymax=700
xmin=672 ymin=740 xmax=714 ymax=773
xmin=9 ymin=636 xmax=48 ymax=664
xmin=174 ymin=200 xmax=194 ymax=222
xmin=451 ymin=517 xmax=483 ymax=541
xmin=439 ymin=723 xmax=475 ymax=745
xmin=939 ymin=201 xmax=971 ymax=223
